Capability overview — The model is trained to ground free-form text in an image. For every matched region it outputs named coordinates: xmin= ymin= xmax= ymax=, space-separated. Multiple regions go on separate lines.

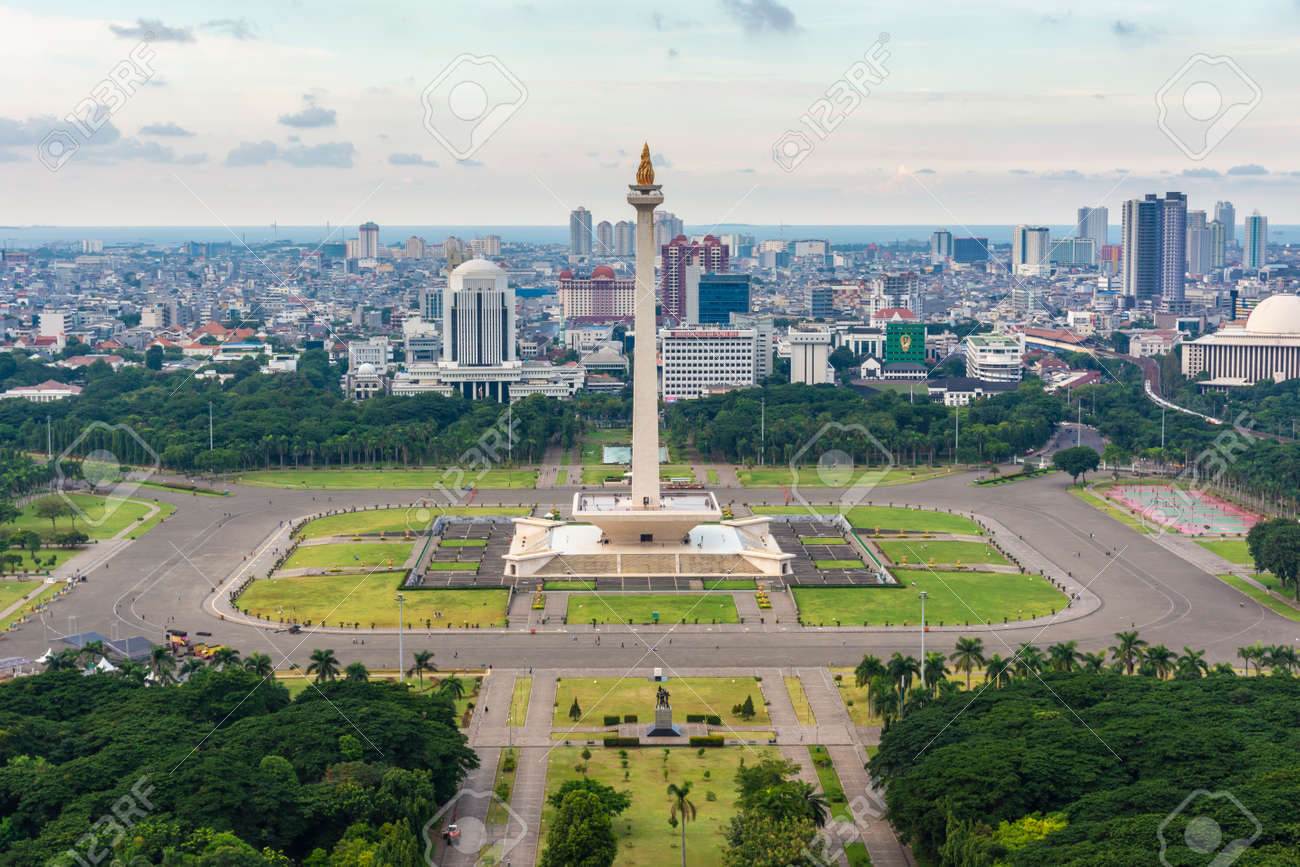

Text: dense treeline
xmin=871 ymin=674 xmax=1300 ymax=865
xmin=0 ymin=668 xmax=475 ymax=865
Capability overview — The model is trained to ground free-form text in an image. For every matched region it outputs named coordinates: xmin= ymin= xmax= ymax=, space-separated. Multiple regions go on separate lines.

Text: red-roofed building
xmin=1 ymin=379 xmax=82 ymax=402
xmin=872 ymin=307 xmax=918 ymax=323
xmin=558 ymin=267 xmax=635 ymax=324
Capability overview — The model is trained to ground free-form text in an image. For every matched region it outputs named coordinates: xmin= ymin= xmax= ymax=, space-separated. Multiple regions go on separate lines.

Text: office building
xmin=885 ymin=320 xmax=926 ymax=365
xmin=930 ymin=230 xmax=953 ymax=265
xmin=1209 ymin=220 xmax=1227 ymax=268
xmin=419 ymin=286 xmax=444 ymax=323
xmin=358 ymin=222 xmax=379 ymax=259
xmin=1215 ymin=201 xmax=1236 ymax=245
xmin=691 ymin=273 xmax=751 ymax=325
xmin=569 ymin=207 xmax=593 ymax=257
xmin=1050 ymin=238 xmax=1096 ymax=266
xmin=1012 ymin=225 xmax=1051 ymax=277
xmin=405 ymin=236 xmax=428 ymax=259
xmin=471 ymin=235 xmax=502 ymax=258
xmin=730 ymin=313 xmax=775 ymax=379
xmin=952 ymin=237 xmax=989 ymax=264
xmin=443 ymin=258 xmax=516 ymax=366
xmin=654 ymin=211 xmax=684 ymax=249
xmin=1121 ymin=194 xmax=1163 ymax=307
xmin=595 ymin=221 xmax=613 ymax=255
xmin=1181 ymin=294 xmax=1300 ymax=386
xmin=964 ymin=334 xmax=1024 ymax=382
xmin=788 ymin=329 xmax=832 ymax=385
xmin=659 ymin=326 xmax=759 ymax=401
xmin=810 ymin=285 xmax=835 ymax=318
xmin=1075 ymin=206 xmax=1108 ymax=254
xmin=661 ymin=234 xmax=728 ymax=322
xmin=1186 ymin=210 xmax=1211 ymax=278
xmin=557 ymin=266 xmax=634 ymax=323
xmin=613 ymin=220 xmax=634 ymax=255
xmin=1160 ymin=192 xmax=1187 ymax=309
xmin=1244 ymin=211 xmax=1268 ymax=270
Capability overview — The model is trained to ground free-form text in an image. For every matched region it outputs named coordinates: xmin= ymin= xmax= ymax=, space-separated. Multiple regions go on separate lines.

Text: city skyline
xmin=3 ymin=2 xmax=1300 ymax=224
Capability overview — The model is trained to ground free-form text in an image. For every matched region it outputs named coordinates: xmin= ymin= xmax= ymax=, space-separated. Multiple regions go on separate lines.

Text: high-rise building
xmin=471 ymin=235 xmax=502 ymax=258
xmin=443 ymin=258 xmax=515 ymax=366
xmin=1121 ymin=194 xmax=1163 ymax=307
xmin=613 ymin=220 xmax=634 ymax=255
xmin=1208 ymin=220 xmax=1227 ymax=268
xmin=789 ymin=329 xmax=833 ymax=386
xmin=569 ymin=207 xmax=593 ymax=257
xmin=405 ymin=236 xmax=427 ymax=259
xmin=1244 ymin=211 xmax=1268 ymax=270
xmin=1186 ymin=210 xmax=1209 ymax=277
xmin=810 ymin=285 xmax=835 ymax=318
xmin=659 ymin=326 xmax=759 ymax=401
xmin=965 ymin=334 xmax=1024 ymax=382
xmin=952 ymin=237 xmax=989 ymax=264
xmin=419 ymin=286 xmax=443 ymax=323
xmin=595 ymin=221 xmax=613 ymax=255
xmin=689 ymin=273 xmax=751 ymax=325
xmin=930 ymin=230 xmax=953 ymax=265
xmin=1160 ymin=192 xmax=1187 ymax=309
xmin=1011 ymin=225 xmax=1051 ymax=277
xmin=557 ymin=266 xmax=634 ymax=322
xmin=654 ymin=211 xmax=684 ymax=249
xmin=1075 ymin=206 xmax=1108 ymax=254
xmin=358 ymin=222 xmax=379 ymax=259
xmin=1049 ymin=238 xmax=1096 ymax=266
xmin=660 ymin=234 xmax=728 ymax=321
xmin=1215 ymin=201 xmax=1236 ymax=245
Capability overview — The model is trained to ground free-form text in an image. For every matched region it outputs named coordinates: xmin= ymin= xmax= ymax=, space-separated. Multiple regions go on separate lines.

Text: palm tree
xmin=1109 ymin=631 xmax=1148 ymax=676
xmin=149 ymin=646 xmax=177 ymax=685
xmin=179 ymin=657 xmax=207 ymax=679
xmin=1047 ymin=641 xmax=1080 ymax=672
xmin=949 ymin=636 xmax=986 ymax=690
xmin=985 ymin=654 xmax=1012 ymax=688
xmin=855 ymin=654 xmax=886 ymax=707
xmin=306 ymin=648 xmax=340 ymax=683
xmin=793 ymin=781 xmax=828 ymax=828
xmin=869 ymin=674 xmax=899 ymax=722
xmin=1237 ymin=644 xmax=1263 ymax=676
xmin=345 ymin=661 xmax=369 ymax=681
xmin=1143 ymin=644 xmax=1176 ymax=680
xmin=44 ymin=649 xmax=80 ymax=672
xmin=1078 ymin=651 xmax=1108 ymax=674
xmin=407 ymin=650 xmax=434 ymax=691
xmin=923 ymin=652 xmax=949 ymax=694
xmin=1210 ymin=662 xmax=1237 ymax=677
xmin=1013 ymin=643 xmax=1046 ymax=677
xmin=1266 ymin=645 xmax=1297 ymax=676
xmin=210 ymin=647 xmax=242 ymax=670
xmin=667 ymin=781 xmax=697 ymax=867
xmin=244 ymin=652 xmax=274 ymax=678
xmin=886 ymin=652 xmax=921 ymax=702
xmin=78 ymin=639 xmax=108 ymax=667
xmin=116 ymin=661 xmax=148 ymax=684
xmin=438 ymin=676 xmax=466 ymax=700
xmin=1174 ymin=647 xmax=1208 ymax=679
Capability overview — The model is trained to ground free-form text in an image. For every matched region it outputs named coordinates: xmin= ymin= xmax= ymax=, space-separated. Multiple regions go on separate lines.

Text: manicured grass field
xmin=131 ymin=501 xmax=176 ymax=537
xmin=0 ymin=580 xmax=43 ymax=612
xmin=1068 ymin=486 xmax=1153 ymax=534
xmin=237 ymin=468 xmax=538 ymax=489
xmin=581 ymin=467 xmax=629 ymax=485
xmin=0 ymin=549 xmax=78 ymax=574
xmin=785 ymin=676 xmax=816 ymax=726
xmin=701 ymin=578 xmax=756 ymax=590
xmin=439 ymin=538 xmax=486 ymax=548
xmin=509 ymin=677 xmax=532 ymax=726
xmin=555 ymin=469 xmax=567 ymax=485
xmin=800 ymin=536 xmax=847 ymax=545
xmin=794 ymin=570 xmax=1065 ymax=626
xmin=281 ymin=541 xmax=413 ymax=571
xmin=807 ymin=745 xmax=847 ymax=813
xmin=752 ymin=505 xmax=980 ymax=535
xmin=427 ymin=562 xmax=480 ymax=571
xmin=830 ymin=673 xmax=882 ymax=726
xmin=3 ymin=494 xmax=157 ymax=539
xmin=876 ymin=539 xmax=1009 ymax=566
xmin=552 ymin=676 xmax=768 ymax=728
xmin=238 ymin=574 xmax=507 ymax=627
xmin=0 ymin=582 xmax=62 ymax=631
xmin=565 ymin=593 xmax=740 ymax=625
xmin=707 ymin=469 xmax=719 ymax=485
xmin=1216 ymin=574 xmax=1300 ymax=622
xmin=1196 ymin=539 xmax=1253 ymax=565
xmin=736 ymin=466 xmax=952 ymax=488
xmin=542 ymin=746 xmax=778 ymax=867
xmin=297 ymin=506 xmax=529 ymax=539
xmin=814 ymin=559 xmax=865 ymax=569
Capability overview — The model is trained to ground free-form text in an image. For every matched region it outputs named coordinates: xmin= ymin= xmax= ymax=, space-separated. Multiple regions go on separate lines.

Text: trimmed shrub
xmin=603 ymin=736 xmax=640 ymax=747
xmin=603 ymin=715 xmax=620 ymax=727
xmin=689 ymin=735 xmax=724 ymax=747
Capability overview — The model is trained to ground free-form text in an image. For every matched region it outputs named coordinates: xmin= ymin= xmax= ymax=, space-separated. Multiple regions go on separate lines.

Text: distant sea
xmin=2 ymin=223 xmax=1298 ymax=249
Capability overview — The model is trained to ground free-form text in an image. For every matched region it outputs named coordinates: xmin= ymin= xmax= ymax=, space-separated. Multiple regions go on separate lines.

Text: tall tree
xmin=1109 ymin=630 xmax=1148 ymax=676
xmin=407 ymin=649 xmax=434 ymax=691
xmin=539 ymin=789 xmax=617 ymax=867
xmin=307 ymin=648 xmax=340 ymax=683
xmin=949 ymin=636 xmax=986 ymax=690
xmin=667 ymin=781 xmax=697 ymax=867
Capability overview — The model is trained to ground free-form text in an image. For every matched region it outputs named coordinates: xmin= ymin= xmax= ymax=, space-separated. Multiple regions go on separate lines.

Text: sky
xmin=3 ymin=1 xmax=1300 ymax=229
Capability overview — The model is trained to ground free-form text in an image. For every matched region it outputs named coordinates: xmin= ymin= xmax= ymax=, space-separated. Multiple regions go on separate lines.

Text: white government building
xmin=1182 ymin=294 xmax=1300 ymax=387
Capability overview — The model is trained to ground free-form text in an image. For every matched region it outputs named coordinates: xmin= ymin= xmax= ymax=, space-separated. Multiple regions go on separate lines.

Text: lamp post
xmin=916 ymin=587 xmax=928 ymax=691
xmin=396 ymin=593 xmax=404 ymax=681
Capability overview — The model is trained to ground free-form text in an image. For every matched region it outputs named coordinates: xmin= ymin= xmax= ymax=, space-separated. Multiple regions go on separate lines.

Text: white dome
xmin=1245 ymin=294 xmax=1300 ymax=334
xmin=451 ymin=257 xmax=505 ymax=277
xmin=356 ymin=362 xmax=376 ymax=375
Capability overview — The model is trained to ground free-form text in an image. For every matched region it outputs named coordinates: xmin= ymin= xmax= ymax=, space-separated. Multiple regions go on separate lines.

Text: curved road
xmin=5 ymin=471 xmax=1295 ymax=671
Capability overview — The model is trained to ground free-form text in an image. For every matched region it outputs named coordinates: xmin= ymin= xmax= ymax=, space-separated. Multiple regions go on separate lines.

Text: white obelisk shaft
xmin=628 ymin=185 xmax=663 ymax=509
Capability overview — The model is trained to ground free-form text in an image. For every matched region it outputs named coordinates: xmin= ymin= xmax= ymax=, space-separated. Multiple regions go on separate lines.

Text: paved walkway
xmin=828 ymin=743 xmax=912 ymax=867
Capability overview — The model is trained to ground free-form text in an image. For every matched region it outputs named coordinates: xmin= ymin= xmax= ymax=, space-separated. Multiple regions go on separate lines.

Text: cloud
xmin=108 ymin=138 xmax=206 ymax=164
xmin=1040 ymin=12 xmax=1070 ymax=25
xmin=457 ymin=158 xmax=485 ymax=167
xmin=667 ymin=47 xmax=679 ymax=58
xmin=1041 ymin=169 xmax=1084 ymax=181
xmin=0 ymin=114 xmax=121 ymax=149
xmin=108 ymin=18 xmax=193 ymax=41
xmin=139 ymin=121 xmax=193 ymax=137
xmin=652 ymin=12 xmax=698 ymax=30
xmin=202 ymin=18 xmax=255 ymax=39
xmin=652 ymin=152 xmax=674 ymax=167
xmin=1227 ymin=163 xmax=1268 ymax=175
xmin=388 ymin=152 xmax=438 ymax=168
xmin=281 ymin=141 xmax=355 ymax=168
xmin=278 ymin=97 xmax=337 ymax=128
xmin=1111 ymin=20 xmax=1159 ymax=39
xmin=914 ymin=168 xmax=936 ymax=174
xmin=1181 ymin=167 xmax=1221 ymax=178
xmin=721 ymin=0 xmax=797 ymax=35
xmin=225 ymin=140 xmax=278 ymax=166
xmin=736 ymin=167 xmax=755 ymax=174
xmin=1009 ymin=168 xmax=1032 ymax=175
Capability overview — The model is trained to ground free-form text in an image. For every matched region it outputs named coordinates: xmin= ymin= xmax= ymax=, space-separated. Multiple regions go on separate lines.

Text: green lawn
xmin=736 ymin=467 xmax=951 ymax=488
xmin=238 ymin=574 xmax=507 ymax=627
xmin=135 ymin=480 xmax=230 ymax=496
xmin=552 ymin=676 xmax=768 ymax=728
xmin=707 ymin=469 xmax=719 ymax=485
xmin=236 ymin=468 xmax=538 ymax=490
xmin=845 ymin=841 xmax=872 ymax=866
xmin=542 ymin=746 xmax=777 ymax=867
xmin=814 ymin=559 xmax=866 ymax=569
xmin=281 ymin=541 xmax=413 ymax=571
xmin=701 ymin=578 xmax=756 ymax=590
xmin=752 ymin=505 xmax=980 ymax=535
xmin=1068 ymin=486 xmax=1153 ymax=534
xmin=1216 ymin=574 xmax=1300 ymax=622
xmin=0 ymin=548 xmax=79 ymax=575
xmin=509 ymin=677 xmax=532 ymax=726
xmin=439 ymin=538 xmax=486 ymax=548
xmin=0 ymin=582 xmax=62 ymax=631
xmin=1196 ymin=539 xmax=1253 ymax=565
xmin=427 ymin=561 xmax=479 ymax=571
xmin=3 ymin=494 xmax=157 ymax=540
xmin=0 ymin=580 xmax=43 ymax=612
xmin=582 ymin=467 xmax=629 ymax=485
xmin=785 ymin=677 xmax=815 ymax=726
xmin=831 ymin=672 xmax=882 ymax=726
xmin=131 ymin=501 xmax=176 ymax=537
xmin=297 ymin=506 xmax=529 ymax=539
xmin=556 ymin=469 xmax=568 ymax=485
xmin=800 ymin=536 xmax=847 ymax=545
xmin=876 ymin=540 xmax=1009 ymax=566
xmin=794 ymin=571 xmax=1065 ymax=626
xmin=808 ymin=745 xmax=847 ymax=813
xmin=566 ymin=593 xmax=740 ymax=625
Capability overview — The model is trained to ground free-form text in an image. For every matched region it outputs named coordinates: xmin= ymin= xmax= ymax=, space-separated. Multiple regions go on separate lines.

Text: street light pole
xmin=396 ymin=593 xmax=404 ymax=681
xmin=918 ymin=590 xmax=928 ymax=691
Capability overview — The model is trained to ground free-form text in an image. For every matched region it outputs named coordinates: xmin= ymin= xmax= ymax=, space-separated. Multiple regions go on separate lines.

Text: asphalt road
xmin=7 ymin=469 xmax=1295 ymax=671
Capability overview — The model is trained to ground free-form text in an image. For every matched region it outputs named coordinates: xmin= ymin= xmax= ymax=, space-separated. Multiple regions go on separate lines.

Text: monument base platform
xmin=646 ymin=705 xmax=680 ymax=737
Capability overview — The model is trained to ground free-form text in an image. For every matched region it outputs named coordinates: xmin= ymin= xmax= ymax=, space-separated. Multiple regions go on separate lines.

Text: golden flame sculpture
xmin=636 ymin=143 xmax=655 ymax=185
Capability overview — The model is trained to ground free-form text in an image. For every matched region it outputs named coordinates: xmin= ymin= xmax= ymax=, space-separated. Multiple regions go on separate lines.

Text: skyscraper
xmin=654 ymin=211 xmax=684 ymax=249
xmin=358 ymin=221 xmax=379 ymax=259
xmin=1160 ymin=192 xmax=1187 ymax=309
xmin=443 ymin=258 xmax=516 ymax=366
xmin=1208 ymin=220 xmax=1227 ymax=268
xmin=1186 ymin=210 xmax=1209 ymax=278
xmin=1215 ymin=201 xmax=1236 ymax=246
xmin=1121 ymin=194 xmax=1163 ymax=306
xmin=1244 ymin=211 xmax=1268 ymax=270
xmin=930 ymin=230 xmax=953 ymax=265
xmin=569 ymin=207 xmax=593 ymax=257
xmin=595 ymin=220 xmax=613 ymax=255
xmin=661 ymin=234 xmax=728 ymax=321
xmin=613 ymin=220 xmax=634 ymax=255
xmin=1011 ymin=225 xmax=1051 ymax=277
xmin=1075 ymin=206 xmax=1108 ymax=254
